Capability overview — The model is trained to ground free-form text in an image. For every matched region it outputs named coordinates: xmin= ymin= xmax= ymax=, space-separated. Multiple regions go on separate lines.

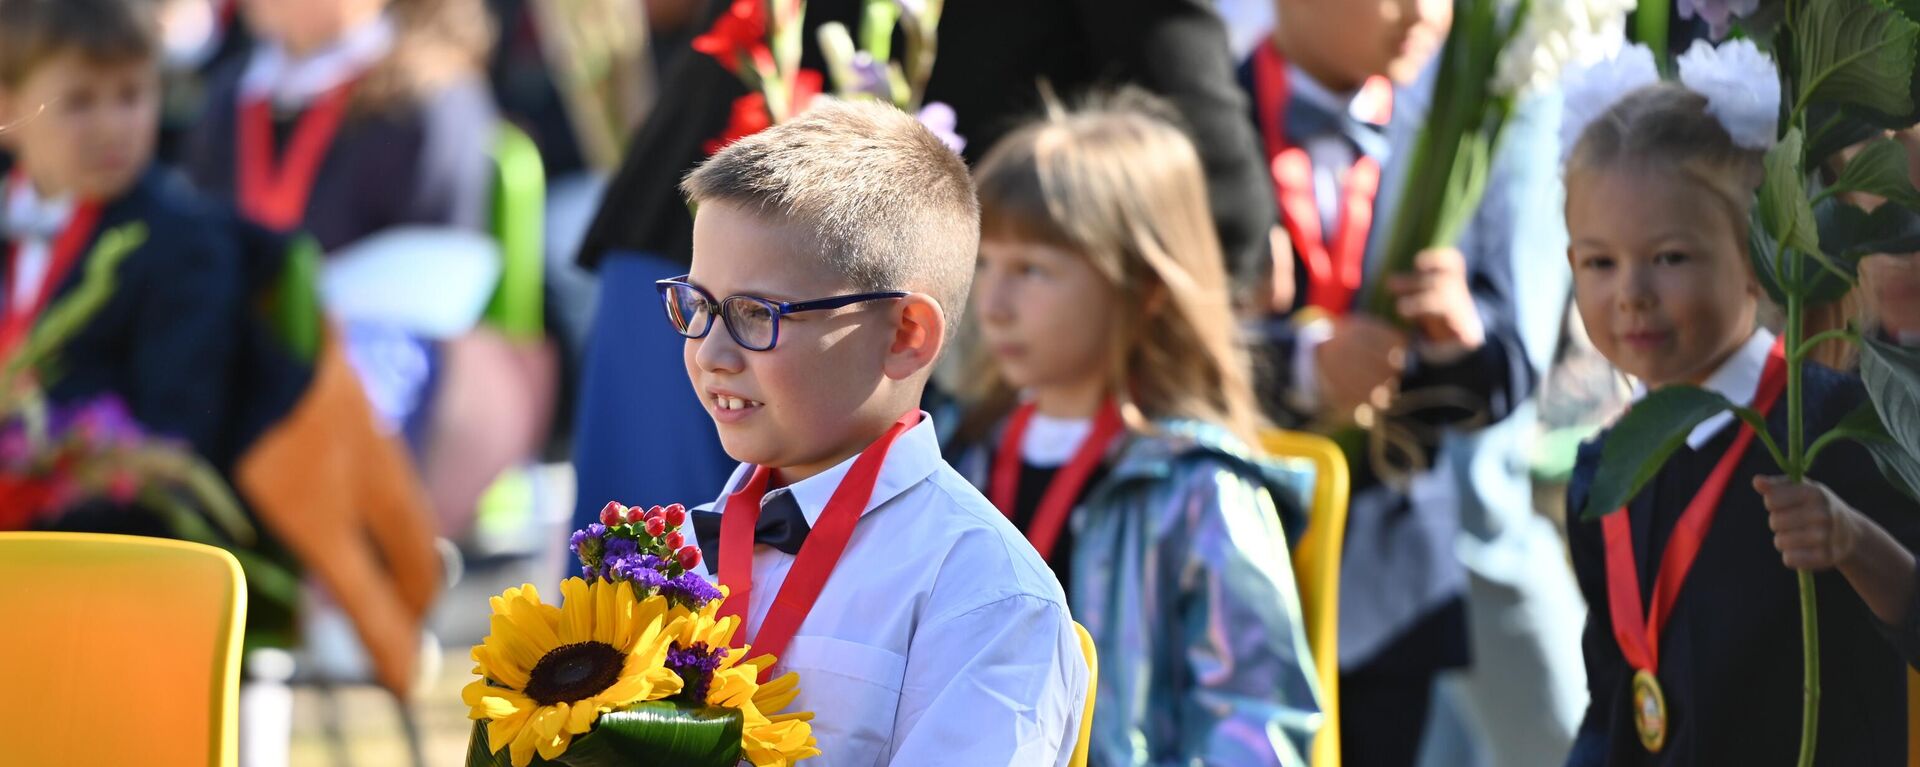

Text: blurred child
xmin=671 ymin=100 xmax=1088 ymax=765
xmin=1242 ymin=0 xmax=1549 ymax=762
xmin=0 ymin=0 xmax=241 ymax=469
xmin=184 ymin=0 xmax=495 ymax=248
xmin=1562 ymin=43 xmax=1920 ymax=765
xmin=951 ymin=93 xmax=1322 ymax=766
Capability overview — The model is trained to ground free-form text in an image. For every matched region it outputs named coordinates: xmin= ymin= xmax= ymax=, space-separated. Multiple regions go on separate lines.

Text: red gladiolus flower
xmin=692 ymin=0 xmax=769 ymax=75
xmin=677 ymin=545 xmax=702 ymax=571
xmin=703 ymin=69 xmax=823 ymax=156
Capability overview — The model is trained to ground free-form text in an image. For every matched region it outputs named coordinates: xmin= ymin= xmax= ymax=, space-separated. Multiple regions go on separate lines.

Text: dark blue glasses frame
xmin=655 ymin=277 xmax=909 ymax=351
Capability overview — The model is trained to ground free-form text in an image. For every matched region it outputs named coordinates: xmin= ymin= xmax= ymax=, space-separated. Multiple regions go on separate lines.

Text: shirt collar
xmin=714 ymin=411 xmax=944 ymax=527
xmin=1285 ymin=63 xmax=1362 ymax=124
xmin=2 ymin=175 xmax=75 ymax=242
xmin=241 ymin=13 xmax=394 ymax=108
xmin=1631 ymin=328 xmax=1776 ymax=449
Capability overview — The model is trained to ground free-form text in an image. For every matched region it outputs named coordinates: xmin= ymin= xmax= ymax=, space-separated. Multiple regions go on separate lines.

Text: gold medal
xmin=1632 ymin=669 xmax=1668 ymax=753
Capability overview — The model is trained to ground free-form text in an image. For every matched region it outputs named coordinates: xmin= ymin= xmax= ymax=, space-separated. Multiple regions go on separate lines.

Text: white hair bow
xmin=1559 ymin=39 xmax=1780 ymax=164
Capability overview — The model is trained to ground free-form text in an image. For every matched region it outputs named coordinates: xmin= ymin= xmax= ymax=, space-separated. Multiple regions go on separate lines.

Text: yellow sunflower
xmin=462 ymin=578 xmax=687 ymax=766
xmin=672 ymin=599 xmax=821 ymax=766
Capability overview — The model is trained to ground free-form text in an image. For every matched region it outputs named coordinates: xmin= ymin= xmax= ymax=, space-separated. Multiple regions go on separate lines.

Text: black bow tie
xmin=690 ymin=492 xmax=811 ymax=572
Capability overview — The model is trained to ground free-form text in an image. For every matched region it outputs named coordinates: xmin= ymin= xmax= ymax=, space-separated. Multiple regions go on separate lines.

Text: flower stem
xmin=1786 ymin=258 xmax=1821 ymax=767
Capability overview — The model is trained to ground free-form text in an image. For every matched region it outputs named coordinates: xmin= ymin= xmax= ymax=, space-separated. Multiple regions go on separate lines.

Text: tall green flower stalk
xmin=1585 ymin=2 xmax=1920 ymax=764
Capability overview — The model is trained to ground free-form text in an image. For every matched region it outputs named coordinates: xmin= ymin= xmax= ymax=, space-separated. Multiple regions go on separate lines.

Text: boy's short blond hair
xmin=682 ymin=99 xmax=980 ymax=340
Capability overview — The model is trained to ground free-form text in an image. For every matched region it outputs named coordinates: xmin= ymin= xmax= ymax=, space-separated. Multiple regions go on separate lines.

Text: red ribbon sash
xmin=1602 ymin=338 xmax=1789 ymax=677
xmin=989 ymin=398 xmax=1124 ymax=562
xmin=237 ymin=82 xmax=354 ymax=231
xmin=2 ymin=180 xmax=102 ymax=357
xmin=717 ymin=411 xmax=919 ymax=672
xmin=1252 ymin=43 xmax=1392 ymax=317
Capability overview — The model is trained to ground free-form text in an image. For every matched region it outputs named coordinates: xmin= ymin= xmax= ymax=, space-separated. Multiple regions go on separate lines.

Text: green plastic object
xmin=270 ymin=235 xmax=324 ymax=363
xmin=486 ymin=123 xmax=547 ymax=341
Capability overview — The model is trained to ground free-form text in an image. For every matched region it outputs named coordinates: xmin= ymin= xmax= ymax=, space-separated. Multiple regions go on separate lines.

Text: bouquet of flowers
xmin=464 ymin=502 xmax=819 ymax=767
xmin=1581 ymin=2 xmax=1920 ymax=764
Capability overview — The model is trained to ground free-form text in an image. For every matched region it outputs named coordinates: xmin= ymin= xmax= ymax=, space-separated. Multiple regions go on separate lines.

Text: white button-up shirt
xmin=690 ymin=413 xmax=1088 ymax=767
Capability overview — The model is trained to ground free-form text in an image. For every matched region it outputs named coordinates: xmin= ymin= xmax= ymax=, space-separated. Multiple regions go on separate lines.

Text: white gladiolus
xmin=1494 ymin=0 xmax=1640 ymax=99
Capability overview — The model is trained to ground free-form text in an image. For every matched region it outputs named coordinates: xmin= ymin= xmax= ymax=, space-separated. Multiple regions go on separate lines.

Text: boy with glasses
xmin=652 ymin=99 xmax=1088 ymax=766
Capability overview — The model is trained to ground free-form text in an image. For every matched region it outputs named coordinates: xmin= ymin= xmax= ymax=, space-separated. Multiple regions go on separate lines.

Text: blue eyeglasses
xmin=655 ymin=277 xmax=909 ymax=352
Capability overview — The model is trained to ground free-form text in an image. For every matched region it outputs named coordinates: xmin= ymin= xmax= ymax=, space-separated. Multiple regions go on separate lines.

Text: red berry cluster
xmin=601 ymin=501 xmax=702 ymax=571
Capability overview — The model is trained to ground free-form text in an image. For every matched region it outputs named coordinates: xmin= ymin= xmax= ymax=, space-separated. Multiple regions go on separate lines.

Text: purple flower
xmin=570 ymin=523 xmax=609 ymax=575
xmin=917 ymin=102 xmax=965 ymax=155
xmin=848 ymin=52 xmax=892 ymax=101
xmin=50 ymin=397 xmax=145 ymax=448
xmin=661 ymin=570 xmax=722 ymax=609
xmin=605 ymin=535 xmax=639 ymax=562
xmin=1676 ymin=0 xmax=1761 ymax=39
xmin=667 ymin=643 xmax=731 ymax=703
xmin=610 ymin=554 xmax=669 ymax=592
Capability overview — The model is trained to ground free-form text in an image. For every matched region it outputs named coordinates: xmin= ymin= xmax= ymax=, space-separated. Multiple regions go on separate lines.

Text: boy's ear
xmin=882 ymin=293 xmax=945 ymax=381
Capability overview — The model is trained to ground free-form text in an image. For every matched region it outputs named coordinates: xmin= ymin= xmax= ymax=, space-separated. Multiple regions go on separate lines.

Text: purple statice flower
xmin=610 ymin=554 xmax=669 ymax=593
xmin=917 ymin=102 xmax=965 ymax=155
xmin=0 ymin=423 xmax=31 ymax=466
xmin=604 ymin=535 xmax=639 ymax=562
xmin=570 ymin=523 xmax=608 ymax=576
xmin=667 ymin=643 xmax=731 ymax=703
xmin=661 ymin=570 xmax=722 ymax=609
xmin=51 ymin=397 xmax=146 ymax=449
xmin=1676 ymin=0 xmax=1761 ymax=39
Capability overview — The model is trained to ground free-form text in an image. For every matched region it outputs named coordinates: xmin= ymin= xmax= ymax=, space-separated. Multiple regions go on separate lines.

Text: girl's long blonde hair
xmin=958 ymin=90 xmax=1266 ymax=447
xmin=353 ymin=0 xmax=493 ymax=113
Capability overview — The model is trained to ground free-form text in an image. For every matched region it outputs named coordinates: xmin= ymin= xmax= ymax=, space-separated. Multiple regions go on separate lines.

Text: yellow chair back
xmin=1260 ymin=428 xmax=1349 ymax=767
xmin=1072 ymin=621 xmax=1099 ymax=767
xmin=0 ymin=532 xmax=247 ymax=766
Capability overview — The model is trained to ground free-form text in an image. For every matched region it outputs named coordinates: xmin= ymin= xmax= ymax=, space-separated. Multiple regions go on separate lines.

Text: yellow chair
xmin=1072 ymin=621 xmax=1099 ymax=767
xmin=0 ymin=532 xmax=247 ymax=767
xmin=1260 ymin=429 xmax=1350 ymax=767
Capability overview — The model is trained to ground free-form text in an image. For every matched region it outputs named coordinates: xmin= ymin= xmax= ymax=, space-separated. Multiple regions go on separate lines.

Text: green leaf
xmin=1828 ymin=137 xmax=1920 ymax=209
xmin=1861 ymin=333 xmax=1920 ymax=463
xmin=469 ymin=702 xmax=744 ymax=767
xmin=1817 ymin=195 xmax=1920 ymax=259
xmin=1580 ymin=386 xmax=1740 ymax=521
xmin=1874 ymin=0 xmax=1920 ymax=29
xmin=1809 ymin=402 xmax=1920 ymax=501
xmin=1807 ymin=106 xmax=1890 ymax=162
xmin=1751 ymin=208 xmax=1790 ymax=306
xmin=1798 ymin=0 xmax=1920 ymax=117
xmin=1762 ymin=129 xmax=1823 ymax=259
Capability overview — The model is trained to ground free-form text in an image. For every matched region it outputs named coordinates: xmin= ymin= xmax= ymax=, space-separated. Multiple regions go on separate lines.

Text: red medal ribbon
xmin=716 ymin=411 xmax=920 ymax=673
xmin=2 ymin=176 xmax=103 ymax=357
xmin=1602 ymin=338 xmax=1789 ymax=678
xmin=237 ymin=81 xmax=355 ymax=231
xmin=989 ymin=398 xmax=1125 ymax=562
xmin=1252 ymin=42 xmax=1392 ymax=317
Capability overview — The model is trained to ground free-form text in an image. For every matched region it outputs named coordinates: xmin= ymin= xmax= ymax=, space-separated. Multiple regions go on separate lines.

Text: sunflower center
xmin=524 ymin=641 xmax=625 ymax=706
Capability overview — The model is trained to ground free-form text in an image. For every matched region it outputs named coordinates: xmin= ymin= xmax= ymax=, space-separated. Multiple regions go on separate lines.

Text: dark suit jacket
xmin=1565 ymin=365 xmax=1920 ymax=766
xmin=0 ymin=164 xmax=245 ymax=469
xmin=576 ymin=0 xmax=1274 ymax=286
